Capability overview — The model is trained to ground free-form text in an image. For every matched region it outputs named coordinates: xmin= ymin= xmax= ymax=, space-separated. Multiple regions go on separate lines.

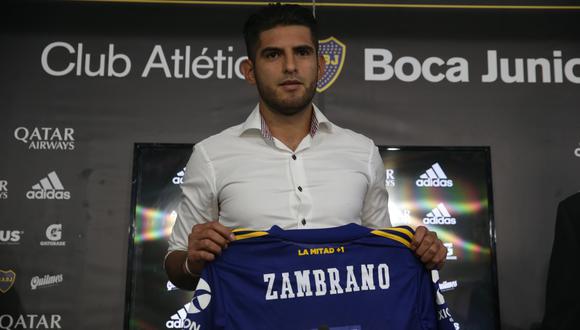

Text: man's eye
xmin=265 ymin=52 xmax=280 ymax=59
xmin=297 ymin=48 xmax=313 ymax=56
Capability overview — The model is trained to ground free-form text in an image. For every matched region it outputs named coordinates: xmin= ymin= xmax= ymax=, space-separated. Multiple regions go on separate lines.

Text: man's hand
xmin=411 ymin=226 xmax=447 ymax=270
xmin=186 ymin=220 xmax=235 ymax=273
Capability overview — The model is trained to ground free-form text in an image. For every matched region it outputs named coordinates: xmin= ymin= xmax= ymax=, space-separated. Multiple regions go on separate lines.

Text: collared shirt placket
xmin=261 ymin=114 xmax=318 ymax=228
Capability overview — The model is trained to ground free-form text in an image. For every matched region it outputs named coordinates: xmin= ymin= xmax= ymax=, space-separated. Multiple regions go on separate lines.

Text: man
xmin=165 ymin=4 xmax=446 ymax=290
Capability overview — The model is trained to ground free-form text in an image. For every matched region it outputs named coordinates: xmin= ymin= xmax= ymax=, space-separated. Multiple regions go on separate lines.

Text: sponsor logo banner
xmin=0 ymin=180 xmax=7 ymax=199
xmin=173 ymin=168 xmax=185 ymax=185
xmin=444 ymin=242 xmax=458 ymax=260
xmin=40 ymin=224 xmax=66 ymax=247
xmin=317 ymin=37 xmax=346 ymax=93
xmin=30 ymin=274 xmax=64 ymax=290
xmin=0 ymin=230 xmax=23 ymax=245
xmin=13 ymin=127 xmax=75 ymax=151
xmin=416 ymin=163 xmax=454 ymax=187
xmin=385 ymin=169 xmax=395 ymax=187
xmin=0 ymin=270 xmax=16 ymax=294
xmin=26 ymin=172 xmax=71 ymax=200
xmin=0 ymin=314 xmax=62 ymax=329
xmin=423 ymin=203 xmax=457 ymax=225
xmin=440 ymin=280 xmax=459 ymax=293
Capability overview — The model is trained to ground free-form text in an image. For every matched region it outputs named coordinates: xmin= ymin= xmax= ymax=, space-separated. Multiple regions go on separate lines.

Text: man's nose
xmin=283 ymin=52 xmax=297 ymax=73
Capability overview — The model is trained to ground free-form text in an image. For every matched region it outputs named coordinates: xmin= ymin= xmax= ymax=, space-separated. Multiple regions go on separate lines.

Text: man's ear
xmin=241 ymin=58 xmax=256 ymax=85
xmin=317 ymin=54 xmax=326 ymax=82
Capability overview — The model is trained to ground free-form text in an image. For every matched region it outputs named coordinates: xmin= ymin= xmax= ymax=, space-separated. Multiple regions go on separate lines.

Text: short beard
xmin=256 ymin=79 xmax=317 ymax=116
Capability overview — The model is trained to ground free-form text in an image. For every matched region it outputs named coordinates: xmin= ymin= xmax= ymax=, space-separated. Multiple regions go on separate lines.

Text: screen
xmin=125 ymin=144 xmax=499 ymax=329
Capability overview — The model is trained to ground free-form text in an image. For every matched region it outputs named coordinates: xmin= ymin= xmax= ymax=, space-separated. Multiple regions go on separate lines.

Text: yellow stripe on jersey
xmin=232 ymin=228 xmax=252 ymax=233
xmin=234 ymin=231 xmax=269 ymax=241
xmin=370 ymin=230 xmax=412 ymax=248
xmin=378 ymin=227 xmax=414 ymax=241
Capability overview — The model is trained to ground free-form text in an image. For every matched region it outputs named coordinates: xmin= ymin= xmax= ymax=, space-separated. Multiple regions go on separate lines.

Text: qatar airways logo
xmin=0 ymin=181 xmax=7 ymax=200
xmin=14 ymin=127 xmax=75 ymax=151
xmin=0 ymin=314 xmax=62 ymax=330
xmin=385 ymin=169 xmax=395 ymax=187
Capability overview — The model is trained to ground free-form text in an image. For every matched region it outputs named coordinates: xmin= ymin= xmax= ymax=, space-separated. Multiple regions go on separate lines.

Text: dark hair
xmin=243 ymin=3 xmax=319 ymax=62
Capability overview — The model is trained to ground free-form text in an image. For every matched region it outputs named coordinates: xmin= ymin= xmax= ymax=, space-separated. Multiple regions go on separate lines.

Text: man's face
xmin=244 ymin=25 xmax=324 ymax=116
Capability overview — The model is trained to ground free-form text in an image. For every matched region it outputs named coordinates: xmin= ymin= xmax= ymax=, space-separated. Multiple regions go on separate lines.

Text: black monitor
xmin=125 ymin=143 xmax=499 ymax=329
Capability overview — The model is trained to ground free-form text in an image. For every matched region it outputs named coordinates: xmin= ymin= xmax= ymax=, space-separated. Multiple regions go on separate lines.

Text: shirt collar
xmin=240 ymin=103 xmax=333 ymax=141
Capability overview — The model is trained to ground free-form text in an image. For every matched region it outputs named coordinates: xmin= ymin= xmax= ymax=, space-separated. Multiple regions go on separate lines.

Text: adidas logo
xmin=166 ymin=303 xmax=199 ymax=329
xmin=26 ymin=171 xmax=71 ymax=200
xmin=423 ymin=203 xmax=456 ymax=225
xmin=415 ymin=163 xmax=453 ymax=187
xmin=172 ymin=167 xmax=185 ymax=185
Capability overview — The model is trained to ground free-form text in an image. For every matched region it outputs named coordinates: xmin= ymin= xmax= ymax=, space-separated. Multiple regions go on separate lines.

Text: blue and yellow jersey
xmin=185 ymin=223 xmax=457 ymax=330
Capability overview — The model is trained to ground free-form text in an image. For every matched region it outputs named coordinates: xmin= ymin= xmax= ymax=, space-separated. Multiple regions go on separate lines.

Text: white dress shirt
xmin=168 ymin=104 xmax=390 ymax=252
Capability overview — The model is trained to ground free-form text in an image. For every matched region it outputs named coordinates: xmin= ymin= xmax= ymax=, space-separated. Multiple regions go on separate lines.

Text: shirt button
xmin=292 ymin=154 xmax=297 ymax=160
xmin=297 ymin=186 xmax=303 ymax=192
xmin=301 ymin=219 xmax=306 ymax=225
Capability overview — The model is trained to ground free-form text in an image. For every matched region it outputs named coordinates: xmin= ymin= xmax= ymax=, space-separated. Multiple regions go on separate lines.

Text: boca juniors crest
xmin=317 ymin=37 xmax=346 ymax=93
xmin=0 ymin=269 xmax=16 ymax=293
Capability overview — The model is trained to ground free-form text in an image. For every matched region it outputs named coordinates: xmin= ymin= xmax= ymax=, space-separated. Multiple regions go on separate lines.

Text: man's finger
xmin=195 ymin=238 xmax=223 ymax=256
xmin=434 ymin=244 xmax=447 ymax=269
xmin=197 ymin=250 xmax=216 ymax=262
xmin=205 ymin=229 xmax=230 ymax=248
xmin=209 ymin=220 xmax=235 ymax=242
xmin=419 ymin=242 xmax=438 ymax=263
xmin=414 ymin=232 xmax=435 ymax=257
xmin=412 ymin=226 xmax=427 ymax=250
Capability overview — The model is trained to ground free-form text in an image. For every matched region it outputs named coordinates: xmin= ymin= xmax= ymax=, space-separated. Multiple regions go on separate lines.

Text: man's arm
xmin=165 ymin=145 xmax=224 ymax=289
xmin=362 ymin=144 xmax=447 ymax=269
xmin=165 ymin=221 xmax=234 ymax=290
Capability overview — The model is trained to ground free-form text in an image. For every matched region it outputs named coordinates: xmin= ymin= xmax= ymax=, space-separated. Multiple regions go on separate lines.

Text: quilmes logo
xmin=40 ymin=224 xmax=66 ymax=247
xmin=317 ymin=37 xmax=346 ymax=93
xmin=0 ymin=180 xmax=7 ymax=199
xmin=385 ymin=169 xmax=395 ymax=187
xmin=416 ymin=163 xmax=454 ymax=187
xmin=0 ymin=314 xmax=62 ymax=330
xmin=30 ymin=274 xmax=64 ymax=290
xmin=423 ymin=203 xmax=457 ymax=225
xmin=13 ymin=127 xmax=75 ymax=151
xmin=173 ymin=167 xmax=185 ymax=185
xmin=166 ymin=303 xmax=200 ymax=330
xmin=0 ymin=230 xmax=23 ymax=245
xmin=26 ymin=171 xmax=71 ymax=200
xmin=0 ymin=270 xmax=16 ymax=294
xmin=439 ymin=280 xmax=458 ymax=293
xmin=444 ymin=242 xmax=458 ymax=260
